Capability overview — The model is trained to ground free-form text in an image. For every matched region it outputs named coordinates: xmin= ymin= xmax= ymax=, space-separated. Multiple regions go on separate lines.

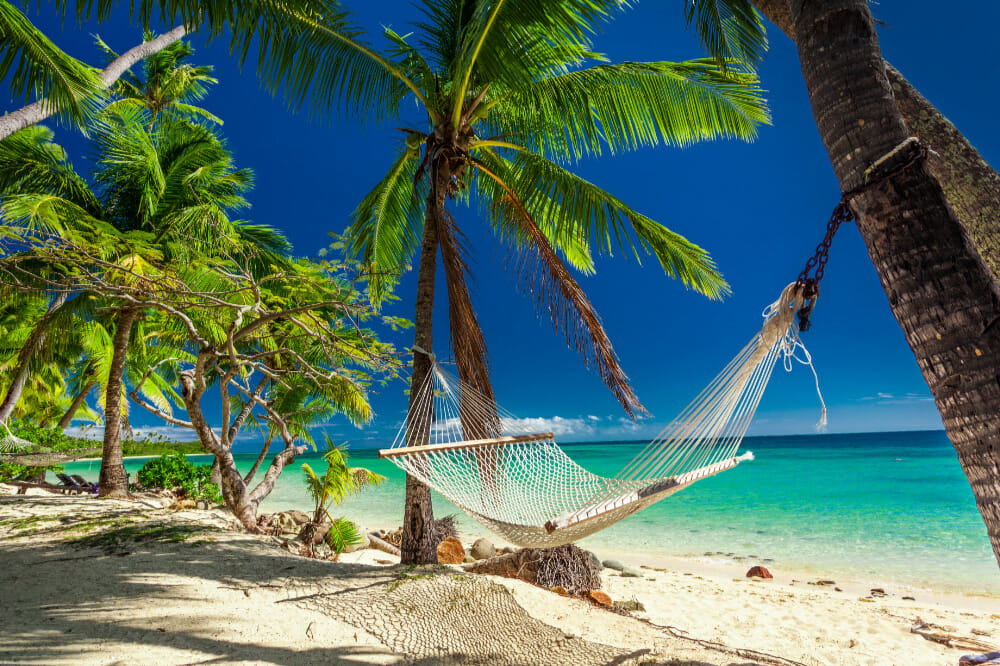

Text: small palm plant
xmin=299 ymin=435 xmax=386 ymax=558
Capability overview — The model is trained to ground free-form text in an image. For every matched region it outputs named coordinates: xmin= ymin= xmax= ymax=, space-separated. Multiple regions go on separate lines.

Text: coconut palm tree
xmin=98 ymin=33 xmax=223 ymax=127
xmin=253 ymin=0 xmax=768 ymax=562
xmin=785 ymin=0 xmax=1000 ymax=568
xmin=0 ymin=0 xmax=331 ymax=140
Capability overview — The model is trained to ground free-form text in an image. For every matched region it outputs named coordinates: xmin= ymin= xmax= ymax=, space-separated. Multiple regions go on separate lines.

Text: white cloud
xmin=859 ymin=392 xmax=934 ymax=405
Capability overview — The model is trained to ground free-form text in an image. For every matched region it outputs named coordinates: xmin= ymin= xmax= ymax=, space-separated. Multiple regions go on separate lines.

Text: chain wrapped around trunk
xmin=795 ymin=137 xmax=928 ymax=332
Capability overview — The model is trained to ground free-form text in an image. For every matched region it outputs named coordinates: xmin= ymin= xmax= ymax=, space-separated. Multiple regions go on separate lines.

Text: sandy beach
xmin=1 ymin=487 xmax=997 ymax=665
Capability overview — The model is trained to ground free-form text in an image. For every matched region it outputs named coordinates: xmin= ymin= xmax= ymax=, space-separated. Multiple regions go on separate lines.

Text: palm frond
xmin=0 ymin=125 xmax=100 ymax=212
xmin=475 ymin=148 xmax=730 ymax=299
xmin=0 ymin=2 xmax=102 ymax=126
xmin=345 ymin=148 xmax=426 ymax=305
xmin=470 ymin=156 xmax=646 ymax=419
xmin=451 ymin=0 xmax=626 ymax=120
xmin=250 ymin=1 xmax=425 ymax=122
xmin=684 ymin=0 xmax=767 ymax=70
xmin=486 ymin=59 xmax=769 ymax=162
xmin=324 ymin=516 xmax=362 ymax=555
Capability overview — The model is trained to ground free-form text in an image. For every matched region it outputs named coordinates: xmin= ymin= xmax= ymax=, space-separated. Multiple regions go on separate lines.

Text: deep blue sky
xmin=21 ymin=1 xmax=1000 ymax=445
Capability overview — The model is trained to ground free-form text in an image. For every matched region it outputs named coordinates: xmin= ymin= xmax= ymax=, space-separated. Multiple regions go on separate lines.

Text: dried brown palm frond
xmin=437 ymin=211 xmax=502 ymax=440
xmin=480 ymin=176 xmax=646 ymax=420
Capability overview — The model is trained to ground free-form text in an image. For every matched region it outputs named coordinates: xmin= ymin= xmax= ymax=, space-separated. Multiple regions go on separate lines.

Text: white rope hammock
xmin=379 ymin=283 xmax=824 ymax=548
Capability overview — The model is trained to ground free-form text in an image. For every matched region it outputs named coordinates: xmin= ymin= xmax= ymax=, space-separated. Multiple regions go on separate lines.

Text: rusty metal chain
xmin=794 ymin=201 xmax=853 ymax=332
xmin=794 ymin=138 xmax=928 ymax=332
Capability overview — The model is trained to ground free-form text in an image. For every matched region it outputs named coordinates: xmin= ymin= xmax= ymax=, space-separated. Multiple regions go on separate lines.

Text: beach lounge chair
xmin=70 ymin=475 xmax=99 ymax=493
xmin=56 ymin=473 xmax=94 ymax=494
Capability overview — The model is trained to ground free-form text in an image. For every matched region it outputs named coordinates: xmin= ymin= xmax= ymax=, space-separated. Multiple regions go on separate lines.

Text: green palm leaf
xmin=0 ymin=2 xmax=102 ymax=126
xmin=345 ymin=148 xmax=426 ymax=304
xmin=475 ymin=147 xmax=730 ymax=299
xmin=486 ymin=59 xmax=769 ymax=162
xmin=684 ymin=0 xmax=767 ymax=71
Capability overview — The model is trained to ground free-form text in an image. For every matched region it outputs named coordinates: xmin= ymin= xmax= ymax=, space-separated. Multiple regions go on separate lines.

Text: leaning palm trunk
xmin=0 ymin=25 xmax=189 ymax=142
xmin=0 ymin=292 xmax=68 ymax=423
xmin=98 ymin=307 xmax=138 ymax=498
xmin=790 ymin=0 xmax=1000 ymax=566
xmin=750 ymin=0 xmax=1000 ymax=278
xmin=57 ymin=378 xmax=97 ymax=431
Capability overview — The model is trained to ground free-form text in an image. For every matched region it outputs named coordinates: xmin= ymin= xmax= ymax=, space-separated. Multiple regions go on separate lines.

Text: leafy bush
xmin=0 ymin=460 xmax=53 ymax=482
xmin=137 ymin=453 xmax=222 ymax=504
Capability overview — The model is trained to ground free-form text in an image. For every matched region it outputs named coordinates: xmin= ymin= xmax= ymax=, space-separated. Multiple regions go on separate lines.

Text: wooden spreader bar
xmin=378 ymin=432 xmax=554 ymax=459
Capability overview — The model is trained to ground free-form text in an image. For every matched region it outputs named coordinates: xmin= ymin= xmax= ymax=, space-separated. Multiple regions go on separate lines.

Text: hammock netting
xmin=0 ymin=424 xmax=100 ymax=466
xmin=380 ymin=284 xmax=823 ymax=548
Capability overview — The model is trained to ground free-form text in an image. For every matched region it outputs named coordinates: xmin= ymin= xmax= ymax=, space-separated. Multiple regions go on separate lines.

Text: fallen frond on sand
xmin=911 ymin=618 xmax=998 ymax=652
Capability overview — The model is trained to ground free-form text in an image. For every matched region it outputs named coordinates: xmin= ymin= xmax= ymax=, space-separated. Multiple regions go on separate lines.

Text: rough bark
xmin=0 ymin=292 xmax=68 ymax=423
xmin=400 ymin=167 xmax=446 ymax=565
xmin=369 ymin=532 xmax=402 ymax=557
xmin=56 ymin=377 xmax=97 ymax=430
xmin=790 ymin=0 xmax=1000 ymax=566
xmin=98 ymin=307 xmax=138 ymax=498
xmin=0 ymin=25 xmax=189 ymax=142
xmin=750 ymin=0 xmax=1000 ymax=277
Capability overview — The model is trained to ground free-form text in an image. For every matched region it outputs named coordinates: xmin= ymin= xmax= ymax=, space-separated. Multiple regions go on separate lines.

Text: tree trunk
xmin=98 ymin=307 xmax=138 ymax=498
xmin=243 ymin=431 xmax=273 ymax=485
xmin=212 ymin=449 xmax=259 ymax=530
xmin=0 ymin=25 xmax=189 ymax=142
xmin=400 ymin=167 xmax=446 ymax=565
xmin=0 ymin=292 xmax=68 ymax=423
xmin=789 ymin=0 xmax=1000 ymax=566
xmin=750 ymin=0 xmax=1000 ymax=278
xmin=57 ymin=378 xmax=97 ymax=430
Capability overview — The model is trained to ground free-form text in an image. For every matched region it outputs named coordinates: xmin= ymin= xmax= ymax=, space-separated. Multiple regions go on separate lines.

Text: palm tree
xmin=255 ymin=0 xmax=768 ymax=563
xmin=786 ymin=0 xmax=1000 ymax=568
xmin=299 ymin=435 xmax=386 ymax=555
xmin=98 ymin=33 xmax=223 ymax=127
xmin=0 ymin=0 xmax=333 ymax=140
xmin=0 ymin=113 xmax=289 ymax=497
xmin=746 ymin=0 xmax=1000 ymax=279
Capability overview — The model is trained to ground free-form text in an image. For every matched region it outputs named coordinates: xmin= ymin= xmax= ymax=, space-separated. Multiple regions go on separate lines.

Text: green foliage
xmin=319 ymin=0 xmax=773 ymax=417
xmin=0 ymin=460 xmax=53 ymax=481
xmin=0 ymin=2 xmax=102 ymax=126
xmin=137 ymin=453 xmax=222 ymax=503
xmin=683 ymin=0 xmax=767 ymax=72
xmin=302 ymin=435 xmax=386 ymax=520
xmin=5 ymin=420 xmax=79 ymax=450
xmin=324 ymin=516 xmax=363 ymax=555
xmin=302 ymin=435 xmax=384 ymax=555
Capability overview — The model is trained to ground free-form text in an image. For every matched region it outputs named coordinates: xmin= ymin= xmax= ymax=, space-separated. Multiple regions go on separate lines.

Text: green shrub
xmin=137 ymin=453 xmax=222 ymax=504
xmin=0 ymin=461 xmax=53 ymax=482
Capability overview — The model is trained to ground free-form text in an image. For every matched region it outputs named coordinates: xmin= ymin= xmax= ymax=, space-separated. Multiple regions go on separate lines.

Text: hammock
xmin=379 ymin=283 xmax=824 ymax=548
xmin=0 ymin=423 xmax=100 ymax=466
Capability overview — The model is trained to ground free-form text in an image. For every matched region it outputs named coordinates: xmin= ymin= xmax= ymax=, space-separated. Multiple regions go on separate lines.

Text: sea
xmin=61 ymin=429 xmax=1000 ymax=596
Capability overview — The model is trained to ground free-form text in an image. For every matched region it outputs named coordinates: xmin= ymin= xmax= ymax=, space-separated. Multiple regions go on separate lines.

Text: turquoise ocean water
xmin=62 ymin=429 xmax=1000 ymax=595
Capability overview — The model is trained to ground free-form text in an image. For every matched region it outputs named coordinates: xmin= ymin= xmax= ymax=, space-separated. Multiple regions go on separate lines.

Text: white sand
xmin=2 ymin=486 xmax=998 ymax=665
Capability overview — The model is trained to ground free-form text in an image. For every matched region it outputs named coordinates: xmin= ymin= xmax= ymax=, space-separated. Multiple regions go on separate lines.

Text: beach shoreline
xmin=2 ymin=487 xmax=998 ymax=665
